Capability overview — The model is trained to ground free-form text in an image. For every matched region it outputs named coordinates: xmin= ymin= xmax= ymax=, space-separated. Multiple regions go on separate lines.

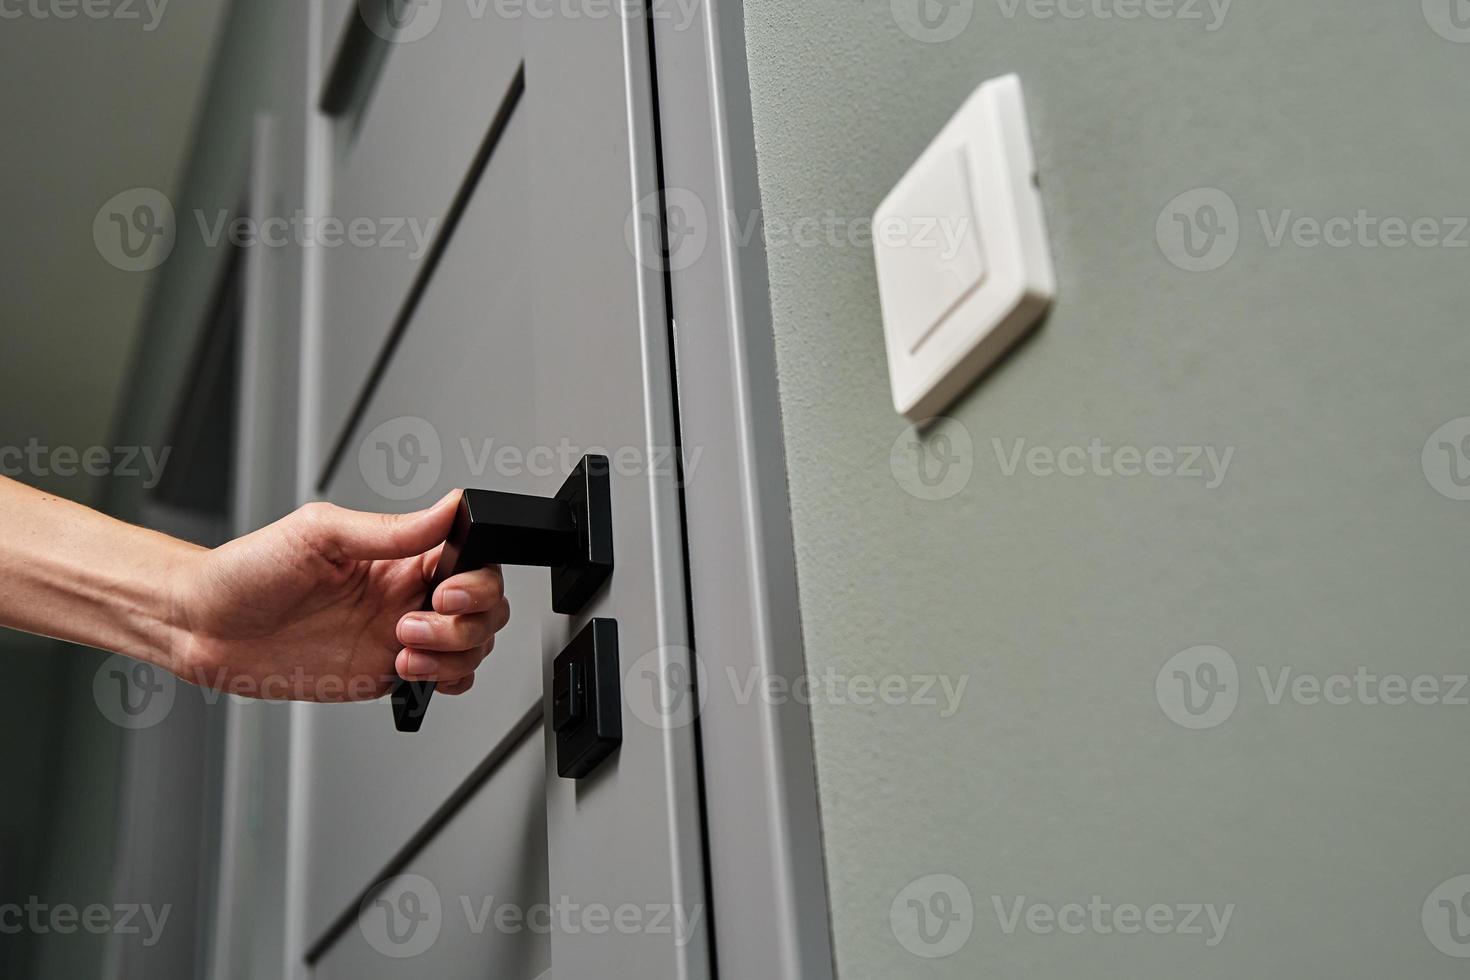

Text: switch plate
xmin=873 ymin=74 xmax=1055 ymax=422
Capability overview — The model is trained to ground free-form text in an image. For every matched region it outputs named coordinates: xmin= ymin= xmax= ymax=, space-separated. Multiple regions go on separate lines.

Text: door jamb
xmin=648 ymin=4 xmax=836 ymax=979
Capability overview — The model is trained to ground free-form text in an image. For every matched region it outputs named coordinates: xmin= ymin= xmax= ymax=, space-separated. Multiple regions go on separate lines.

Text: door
xmin=293 ymin=2 xmax=710 ymax=977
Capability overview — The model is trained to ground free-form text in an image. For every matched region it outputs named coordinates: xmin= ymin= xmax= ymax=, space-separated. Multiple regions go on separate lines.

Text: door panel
xmin=316 ymin=1 xmax=524 ymax=471
xmin=299 ymin=3 xmax=713 ymax=977
xmin=304 ymin=106 xmax=536 ymax=941
xmin=313 ymin=724 xmax=551 ymax=980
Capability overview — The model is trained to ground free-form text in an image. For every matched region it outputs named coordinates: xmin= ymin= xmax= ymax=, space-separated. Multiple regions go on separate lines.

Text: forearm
xmin=0 ymin=477 xmax=204 ymax=671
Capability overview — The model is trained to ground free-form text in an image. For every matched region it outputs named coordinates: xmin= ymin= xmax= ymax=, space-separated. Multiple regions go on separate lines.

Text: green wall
xmin=741 ymin=2 xmax=1470 ymax=977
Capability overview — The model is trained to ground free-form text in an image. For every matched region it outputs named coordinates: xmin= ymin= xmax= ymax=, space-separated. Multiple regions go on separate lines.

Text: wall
xmin=741 ymin=2 xmax=1470 ymax=977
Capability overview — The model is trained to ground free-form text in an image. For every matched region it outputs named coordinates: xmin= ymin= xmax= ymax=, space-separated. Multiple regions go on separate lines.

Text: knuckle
xmin=457 ymin=614 xmax=492 ymax=645
xmin=299 ymin=500 xmax=336 ymax=524
xmin=294 ymin=502 xmax=343 ymax=549
xmin=456 ymin=573 xmax=501 ymax=609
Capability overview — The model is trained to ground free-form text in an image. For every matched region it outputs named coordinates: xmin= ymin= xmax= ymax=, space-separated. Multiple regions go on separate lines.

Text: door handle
xmin=391 ymin=454 xmax=614 ymax=732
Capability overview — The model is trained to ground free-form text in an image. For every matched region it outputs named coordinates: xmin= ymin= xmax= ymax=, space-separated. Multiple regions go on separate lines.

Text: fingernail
xmin=439 ymin=588 xmax=472 ymax=614
xmin=399 ymin=618 xmax=432 ymax=646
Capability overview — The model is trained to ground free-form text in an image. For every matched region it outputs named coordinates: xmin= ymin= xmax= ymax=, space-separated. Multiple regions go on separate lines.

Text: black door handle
xmin=390 ymin=454 xmax=613 ymax=732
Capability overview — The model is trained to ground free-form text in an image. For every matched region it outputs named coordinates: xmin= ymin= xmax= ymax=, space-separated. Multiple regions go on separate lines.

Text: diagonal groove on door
xmin=316 ymin=63 xmax=527 ymax=493
xmin=302 ymin=699 xmax=543 ymax=964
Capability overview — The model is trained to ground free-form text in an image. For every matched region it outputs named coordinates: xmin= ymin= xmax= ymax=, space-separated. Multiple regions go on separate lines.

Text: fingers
xmin=393 ymin=598 xmax=510 ymax=684
xmin=438 ymin=674 xmax=476 ymax=696
xmin=431 ymin=565 xmax=504 ymax=614
xmin=395 ymin=645 xmax=491 ymax=684
xmin=298 ymin=490 xmax=461 ymax=562
xmin=396 ymin=603 xmax=510 ymax=652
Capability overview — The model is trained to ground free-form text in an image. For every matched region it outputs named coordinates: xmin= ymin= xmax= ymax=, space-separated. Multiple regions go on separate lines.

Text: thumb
xmin=306 ymin=490 xmax=462 ymax=562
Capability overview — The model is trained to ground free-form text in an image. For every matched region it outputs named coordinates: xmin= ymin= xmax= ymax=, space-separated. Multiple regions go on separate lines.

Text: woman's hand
xmin=168 ymin=491 xmax=510 ymax=702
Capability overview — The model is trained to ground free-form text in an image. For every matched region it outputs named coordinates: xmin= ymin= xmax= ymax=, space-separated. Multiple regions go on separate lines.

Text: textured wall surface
xmin=741 ymin=2 xmax=1470 ymax=977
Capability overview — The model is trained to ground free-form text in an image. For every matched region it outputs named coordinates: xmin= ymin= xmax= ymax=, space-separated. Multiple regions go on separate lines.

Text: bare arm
xmin=0 ymin=477 xmax=199 ymax=672
xmin=0 ymin=476 xmax=510 ymax=701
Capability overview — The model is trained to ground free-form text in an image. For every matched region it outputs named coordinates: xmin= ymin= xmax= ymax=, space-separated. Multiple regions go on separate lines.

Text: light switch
xmin=873 ymin=74 xmax=1055 ymax=422
xmin=884 ymin=145 xmax=989 ymax=354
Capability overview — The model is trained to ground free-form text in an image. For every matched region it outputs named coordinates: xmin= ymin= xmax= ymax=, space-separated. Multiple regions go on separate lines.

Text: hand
xmin=168 ymin=491 xmax=511 ymax=702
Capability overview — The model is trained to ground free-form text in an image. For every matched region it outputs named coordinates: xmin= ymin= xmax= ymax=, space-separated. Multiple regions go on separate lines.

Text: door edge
xmin=649 ymin=4 xmax=837 ymax=979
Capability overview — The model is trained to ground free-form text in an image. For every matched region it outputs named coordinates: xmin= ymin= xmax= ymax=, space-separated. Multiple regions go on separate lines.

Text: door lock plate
xmin=552 ymin=619 xmax=622 ymax=779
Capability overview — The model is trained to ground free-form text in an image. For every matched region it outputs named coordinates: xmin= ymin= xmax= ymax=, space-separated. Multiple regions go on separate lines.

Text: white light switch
xmin=873 ymin=74 xmax=1055 ymax=422
xmin=885 ymin=145 xmax=989 ymax=355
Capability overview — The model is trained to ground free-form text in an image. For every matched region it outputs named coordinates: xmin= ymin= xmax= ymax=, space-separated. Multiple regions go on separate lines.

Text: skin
xmin=0 ymin=476 xmax=509 ymax=701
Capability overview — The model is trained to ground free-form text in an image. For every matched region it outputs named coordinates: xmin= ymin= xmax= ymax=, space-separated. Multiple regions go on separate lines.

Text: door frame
xmin=648 ymin=4 xmax=835 ymax=979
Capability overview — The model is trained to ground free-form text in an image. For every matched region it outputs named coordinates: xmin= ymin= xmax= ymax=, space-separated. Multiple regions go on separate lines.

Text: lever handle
xmin=389 ymin=498 xmax=477 ymax=734
xmin=390 ymin=454 xmax=613 ymax=732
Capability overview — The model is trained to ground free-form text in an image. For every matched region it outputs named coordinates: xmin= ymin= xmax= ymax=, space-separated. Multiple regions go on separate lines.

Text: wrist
xmin=146 ymin=542 xmax=210 ymax=680
xmin=93 ymin=531 xmax=209 ymax=679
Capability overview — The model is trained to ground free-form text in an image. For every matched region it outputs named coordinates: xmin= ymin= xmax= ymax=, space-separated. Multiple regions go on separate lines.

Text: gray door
xmin=293 ymin=2 xmax=710 ymax=977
